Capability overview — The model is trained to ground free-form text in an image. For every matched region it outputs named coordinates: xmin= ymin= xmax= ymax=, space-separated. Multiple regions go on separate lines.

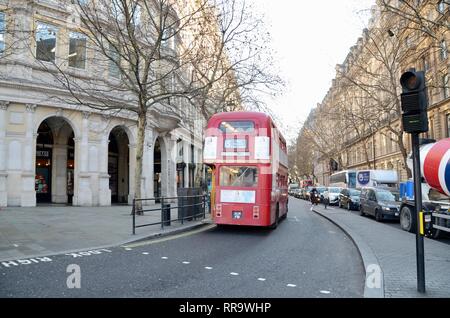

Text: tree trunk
xmin=134 ymin=111 xmax=147 ymax=215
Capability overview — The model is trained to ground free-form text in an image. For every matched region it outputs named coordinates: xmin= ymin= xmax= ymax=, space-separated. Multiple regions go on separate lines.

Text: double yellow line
xmin=123 ymin=224 xmax=216 ymax=248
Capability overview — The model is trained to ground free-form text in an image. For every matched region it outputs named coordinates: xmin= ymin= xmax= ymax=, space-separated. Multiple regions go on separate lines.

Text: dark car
xmin=359 ymin=187 xmax=400 ymax=222
xmin=339 ymin=188 xmax=361 ymax=210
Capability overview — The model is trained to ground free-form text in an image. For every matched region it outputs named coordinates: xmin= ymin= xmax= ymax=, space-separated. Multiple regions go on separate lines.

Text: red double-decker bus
xmin=203 ymin=112 xmax=288 ymax=228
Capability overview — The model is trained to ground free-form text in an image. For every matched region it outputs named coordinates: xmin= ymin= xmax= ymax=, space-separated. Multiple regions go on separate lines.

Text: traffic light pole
xmin=411 ymin=133 xmax=426 ymax=293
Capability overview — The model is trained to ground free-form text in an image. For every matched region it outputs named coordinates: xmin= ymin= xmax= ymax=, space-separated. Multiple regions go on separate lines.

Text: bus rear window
xmin=219 ymin=121 xmax=254 ymax=133
xmin=220 ymin=166 xmax=258 ymax=187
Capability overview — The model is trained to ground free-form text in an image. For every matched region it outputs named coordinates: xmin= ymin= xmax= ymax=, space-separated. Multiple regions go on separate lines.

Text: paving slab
xmin=312 ymin=203 xmax=450 ymax=298
xmin=0 ymin=204 xmax=211 ymax=262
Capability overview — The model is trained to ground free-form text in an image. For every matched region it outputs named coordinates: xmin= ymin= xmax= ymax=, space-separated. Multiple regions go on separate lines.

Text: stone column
xmin=76 ymin=111 xmax=92 ymax=206
xmin=98 ymin=133 xmax=111 ymax=206
xmin=128 ymin=143 xmax=136 ymax=204
xmin=21 ymin=104 xmax=36 ymax=207
xmin=0 ymin=101 xmax=9 ymax=206
xmin=183 ymin=140 xmax=190 ymax=188
xmin=166 ymin=134 xmax=178 ymax=198
xmin=51 ymin=144 xmax=68 ymax=203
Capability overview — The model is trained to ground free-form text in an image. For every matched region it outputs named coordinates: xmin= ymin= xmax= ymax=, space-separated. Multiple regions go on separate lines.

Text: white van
xmin=356 ymin=170 xmax=398 ymax=188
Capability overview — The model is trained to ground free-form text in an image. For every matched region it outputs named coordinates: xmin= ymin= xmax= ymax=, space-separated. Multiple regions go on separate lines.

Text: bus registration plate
xmin=232 ymin=211 xmax=242 ymax=219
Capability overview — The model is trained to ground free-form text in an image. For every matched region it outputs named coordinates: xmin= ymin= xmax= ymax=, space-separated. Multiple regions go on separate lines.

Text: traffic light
xmin=400 ymin=69 xmax=429 ymax=133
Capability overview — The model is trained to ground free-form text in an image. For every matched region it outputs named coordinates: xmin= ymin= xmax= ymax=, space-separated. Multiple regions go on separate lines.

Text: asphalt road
xmin=0 ymin=198 xmax=364 ymax=298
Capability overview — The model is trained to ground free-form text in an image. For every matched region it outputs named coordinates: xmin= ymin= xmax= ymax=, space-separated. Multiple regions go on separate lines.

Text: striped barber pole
xmin=421 ymin=138 xmax=450 ymax=196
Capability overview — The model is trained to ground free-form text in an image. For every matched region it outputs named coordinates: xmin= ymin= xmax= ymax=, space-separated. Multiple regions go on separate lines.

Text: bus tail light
xmin=253 ymin=206 xmax=260 ymax=219
xmin=216 ymin=204 xmax=222 ymax=217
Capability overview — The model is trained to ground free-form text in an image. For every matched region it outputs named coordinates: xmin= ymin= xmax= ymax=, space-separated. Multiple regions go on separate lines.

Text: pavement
xmin=0 ymin=198 xmax=364 ymax=297
xmin=311 ymin=200 xmax=450 ymax=298
xmin=0 ymin=204 xmax=210 ymax=263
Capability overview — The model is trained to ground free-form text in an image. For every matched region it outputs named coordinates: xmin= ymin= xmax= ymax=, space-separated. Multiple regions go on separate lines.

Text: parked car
xmin=359 ymin=187 xmax=400 ymax=222
xmin=323 ymin=187 xmax=343 ymax=205
xmin=316 ymin=187 xmax=328 ymax=202
xmin=292 ymin=188 xmax=302 ymax=198
xmin=339 ymin=188 xmax=361 ymax=210
xmin=288 ymin=183 xmax=300 ymax=196
xmin=302 ymin=186 xmax=313 ymax=200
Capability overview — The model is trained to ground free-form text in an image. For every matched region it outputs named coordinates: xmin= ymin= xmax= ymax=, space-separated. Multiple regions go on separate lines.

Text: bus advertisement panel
xmin=203 ymin=112 xmax=288 ymax=228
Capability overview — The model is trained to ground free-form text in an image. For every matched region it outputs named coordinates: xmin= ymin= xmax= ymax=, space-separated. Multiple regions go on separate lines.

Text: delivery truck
xmin=399 ymin=138 xmax=450 ymax=239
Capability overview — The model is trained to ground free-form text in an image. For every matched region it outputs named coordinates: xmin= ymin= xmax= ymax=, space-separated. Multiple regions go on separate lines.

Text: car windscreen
xmin=375 ymin=191 xmax=396 ymax=201
xmin=317 ymin=187 xmax=327 ymax=193
xmin=328 ymin=187 xmax=341 ymax=193
xmin=349 ymin=189 xmax=361 ymax=196
xmin=220 ymin=166 xmax=258 ymax=187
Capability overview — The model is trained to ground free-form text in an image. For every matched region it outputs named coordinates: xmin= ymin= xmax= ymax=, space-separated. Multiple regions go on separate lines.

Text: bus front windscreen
xmin=220 ymin=166 xmax=258 ymax=188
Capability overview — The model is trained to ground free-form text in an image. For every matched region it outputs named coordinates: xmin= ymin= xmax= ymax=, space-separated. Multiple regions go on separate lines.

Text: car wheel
xmin=375 ymin=209 xmax=384 ymax=222
xmin=400 ymin=206 xmax=416 ymax=233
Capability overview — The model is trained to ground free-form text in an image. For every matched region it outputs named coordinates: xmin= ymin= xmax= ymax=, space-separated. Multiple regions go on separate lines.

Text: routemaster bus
xmin=203 ymin=111 xmax=288 ymax=228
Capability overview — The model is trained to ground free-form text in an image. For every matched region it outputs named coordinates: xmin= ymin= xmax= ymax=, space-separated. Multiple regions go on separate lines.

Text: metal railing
xmin=132 ymin=194 xmax=210 ymax=235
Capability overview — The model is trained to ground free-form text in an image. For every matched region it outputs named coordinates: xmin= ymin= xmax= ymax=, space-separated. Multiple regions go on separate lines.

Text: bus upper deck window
xmin=219 ymin=121 xmax=254 ymax=133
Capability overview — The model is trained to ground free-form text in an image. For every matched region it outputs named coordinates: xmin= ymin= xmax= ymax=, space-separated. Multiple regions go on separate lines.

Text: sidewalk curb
xmin=312 ymin=207 xmax=385 ymax=298
xmin=0 ymin=220 xmax=213 ymax=263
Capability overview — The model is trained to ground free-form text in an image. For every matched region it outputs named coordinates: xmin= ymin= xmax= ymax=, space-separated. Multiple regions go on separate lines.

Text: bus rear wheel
xmin=270 ymin=206 xmax=279 ymax=230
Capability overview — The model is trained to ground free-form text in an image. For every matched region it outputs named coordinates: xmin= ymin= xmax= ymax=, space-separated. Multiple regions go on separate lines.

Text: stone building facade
xmin=0 ymin=0 xmax=209 ymax=207
xmin=312 ymin=1 xmax=449 ymax=185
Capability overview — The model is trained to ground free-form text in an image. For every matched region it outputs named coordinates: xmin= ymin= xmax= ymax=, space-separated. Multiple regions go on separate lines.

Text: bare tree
xmin=187 ymin=0 xmax=284 ymax=120
xmin=334 ymin=20 xmax=437 ymax=178
xmin=27 ymin=0 xmax=282 ymax=209
xmin=378 ymin=0 xmax=449 ymax=40
xmin=289 ymin=126 xmax=316 ymax=183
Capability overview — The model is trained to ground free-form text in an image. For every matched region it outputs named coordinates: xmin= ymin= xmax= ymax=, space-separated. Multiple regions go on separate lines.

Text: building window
xmin=36 ymin=22 xmax=58 ymax=62
xmin=421 ymin=55 xmax=430 ymax=71
xmin=443 ymin=74 xmax=449 ymax=99
xmin=440 ymin=40 xmax=448 ymax=61
xmin=162 ymin=27 xmax=175 ymax=50
xmin=68 ymin=32 xmax=86 ymax=69
xmin=0 ymin=12 xmax=5 ymax=54
xmin=429 ymin=118 xmax=434 ymax=138
xmin=108 ymin=44 xmax=120 ymax=78
xmin=438 ymin=0 xmax=447 ymax=13
xmin=447 ymin=114 xmax=450 ymax=137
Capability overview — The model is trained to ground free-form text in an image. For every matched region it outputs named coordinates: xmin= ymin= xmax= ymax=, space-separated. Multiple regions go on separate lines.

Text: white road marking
xmin=13 ymin=244 xmax=19 ymax=247
xmin=205 ymin=267 xmax=213 ymax=270
xmin=257 ymin=278 xmax=266 ymax=281
xmin=161 ymin=257 xmax=168 ymax=260
xmin=1 ymin=257 xmax=53 ymax=268
xmin=230 ymin=272 xmax=239 ymax=276
xmin=65 ymin=249 xmax=112 ymax=258
xmin=320 ymin=290 xmax=331 ymax=294
xmin=142 ymin=252 xmax=149 ymax=255
xmin=124 ymin=248 xmax=132 ymax=251
xmin=287 ymin=284 xmax=297 ymax=288
xmin=182 ymin=261 xmax=190 ymax=264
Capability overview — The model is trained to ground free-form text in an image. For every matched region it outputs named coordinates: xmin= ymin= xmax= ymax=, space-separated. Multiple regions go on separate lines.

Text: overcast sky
xmin=249 ymin=0 xmax=376 ymax=143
